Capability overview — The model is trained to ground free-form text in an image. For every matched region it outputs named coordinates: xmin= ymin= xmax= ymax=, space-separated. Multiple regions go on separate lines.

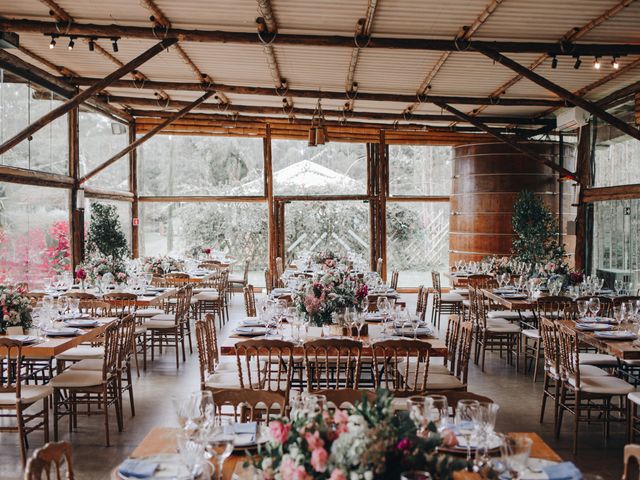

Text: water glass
xmin=425 ymin=394 xmax=449 ymax=431
xmin=499 ymin=434 xmax=533 ymax=479
xmin=176 ymin=432 xmax=207 ymax=480
xmin=588 ymin=297 xmax=601 ymax=317
xmin=407 ymin=396 xmax=430 ymax=437
xmin=455 ymin=400 xmax=479 ymax=461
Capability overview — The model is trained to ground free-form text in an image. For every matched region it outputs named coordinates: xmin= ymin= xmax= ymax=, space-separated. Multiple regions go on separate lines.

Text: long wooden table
xmin=1 ymin=317 xmax=117 ymax=359
xmin=220 ymin=323 xmax=447 ymax=357
xmin=28 ymin=288 xmax=176 ymax=307
xmin=113 ymin=427 xmax=562 ymax=480
xmin=482 ymin=289 xmax=535 ymax=311
xmin=557 ymin=319 xmax=640 ymax=360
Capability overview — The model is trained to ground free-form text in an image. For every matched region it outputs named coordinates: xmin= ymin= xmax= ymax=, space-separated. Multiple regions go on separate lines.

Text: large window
xmin=138 ymin=136 xmax=264 ymax=196
xmin=389 ymin=145 xmax=453 ymax=196
xmin=139 ymin=201 xmax=268 ymax=286
xmin=0 ymin=70 xmax=68 ymax=175
xmin=284 ymin=200 xmax=370 ymax=263
xmin=84 ymin=198 xmax=132 ymax=249
xmin=0 ymin=182 xmax=71 ymax=287
xmin=79 ymin=112 xmax=129 ymax=191
xmin=272 ymin=140 xmax=367 ymax=196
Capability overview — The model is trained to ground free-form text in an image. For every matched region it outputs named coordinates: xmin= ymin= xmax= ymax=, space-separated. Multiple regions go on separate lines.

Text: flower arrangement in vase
xmin=0 ymin=284 xmax=33 ymax=334
xmin=141 ymin=255 xmax=183 ymax=275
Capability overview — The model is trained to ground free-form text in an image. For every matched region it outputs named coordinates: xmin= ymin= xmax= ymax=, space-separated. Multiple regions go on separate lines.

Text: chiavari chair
xmin=622 ymin=444 xmax=640 ymax=480
xmin=372 ymin=338 xmax=432 ymax=398
xmin=430 ymin=271 xmax=462 ymax=329
xmin=264 ymin=268 xmax=275 ymax=294
xmin=425 ymin=320 xmax=472 ymax=392
xmin=211 ymin=388 xmax=286 ymax=424
xmin=195 ymin=315 xmax=240 ymax=393
xmin=62 ymin=291 xmax=98 ymax=300
xmin=314 ymin=388 xmax=377 ymax=411
xmin=390 ymin=271 xmax=399 ymax=290
xmin=556 ymin=323 xmax=633 ymax=454
xmin=243 ymin=285 xmax=257 ymax=317
xmin=302 ymin=338 xmax=363 ymax=391
xmin=0 ymin=338 xmax=51 ymax=466
xmin=229 ymin=259 xmax=251 ymax=294
xmin=439 ymin=391 xmax=494 ymax=415
xmin=574 ymin=295 xmax=613 ymax=318
xmin=24 ymin=441 xmax=74 ymax=480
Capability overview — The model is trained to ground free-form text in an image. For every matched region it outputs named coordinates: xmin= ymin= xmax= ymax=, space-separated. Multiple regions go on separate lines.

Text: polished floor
xmin=0 ymin=293 xmax=628 ymax=479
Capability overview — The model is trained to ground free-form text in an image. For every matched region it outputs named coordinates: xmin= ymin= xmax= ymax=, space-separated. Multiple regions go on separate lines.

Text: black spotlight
xmin=573 ymin=56 xmax=582 ymax=69
xmin=551 ymin=55 xmax=558 ymax=69
xmin=112 ymin=38 xmax=118 ymax=52
xmin=88 ymin=38 xmax=95 ymax=51
xmin=67 ymin=37 xmax=75 ymax=50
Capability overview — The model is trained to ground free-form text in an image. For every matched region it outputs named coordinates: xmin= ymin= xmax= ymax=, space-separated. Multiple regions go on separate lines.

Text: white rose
xmin=364 ymin=472 xmax=373 ymax=480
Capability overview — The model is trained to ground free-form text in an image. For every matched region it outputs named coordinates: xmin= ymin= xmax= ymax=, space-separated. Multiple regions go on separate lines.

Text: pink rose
xmin=268 ymin=420 xmax=291 ymax=445
xmin=75 ymin=268 xmax=87 ymax=280
xmin=304 ymin=431 xmax=324 ymax=450
xmin=310 ymin=447 xmax=329 ymax=473
xmin=333 ymin=409 xmax=349 ymax=425
xmin=279 ymin=457 xmax=297 ymax=478
xmin=330 ymin=469 xmax=347 ymax=480
xmin=396 ymin=437 xmax=412 ymax=451
xmin=293 ymin=466 xmax=309 ymax=480
xmin=441 ymin=428 xmax=459 ymax=448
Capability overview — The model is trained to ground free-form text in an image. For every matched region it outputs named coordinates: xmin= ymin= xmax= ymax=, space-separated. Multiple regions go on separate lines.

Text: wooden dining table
xmin=219 ymin=323 xmax=447 ymax=357
xmin=482 ymin=289 xmax=535 ymax=311
xmin=113 ymin=427 xmax=562 ymax=480
xmin=28 ymin=287 xmax=176 ymax=307
xmin=557 ymin=319 xmax=640 ymax=360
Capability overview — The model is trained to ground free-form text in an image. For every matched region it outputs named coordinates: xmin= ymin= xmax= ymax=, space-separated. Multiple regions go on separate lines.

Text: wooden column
xmin=69 ymin=107 xmax=83 ymax=270
xmin=574 ymin=123 xmax=592 ymax=271
xmin=264 ymin=126 xmax=276 ymax=274
xmin=378 ymin=131 xmax=388 ymax=281
xmin=129 ymin=121 xmax=139 ymax=257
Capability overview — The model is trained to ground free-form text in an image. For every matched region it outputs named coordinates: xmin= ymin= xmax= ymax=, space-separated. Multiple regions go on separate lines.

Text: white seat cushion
xmin=429 ymin=364 xmax=451 ymax=375
xmin=0 ymin=385 xmax=53 ymax=405
xmin=522 ymin=329 xmax=541 ymax=339
xmin=624 ymin=359 xmax=640 ymax=367
xmin=487 ymin=324 xmax=521 ymax=334
xmin=462 ymin=299 xmax=471 ymax=307
xmin=205 ymin=372 xmax=242 ymax=390
xmin=548 ymin=364 xmax=609 ymax=379
xmin=69 ymin=359 xmax=103 ymax=371
xmin=397 ymin=359 xmax=450 ymax=376
xmin=488 ymin=310 xmax=535 ymax=320
xmin=144 ymin=320 xmax=177 ymax=329
xmin=149 ymin=313 xmax=176 ymax=322
xmin=426 ymin=373 xmax=466 ymax=391
xmin=568 ymin=375 xmax=634 ymax=395
xmin=579 ymin=353 xmax=619 ymax=367
xmin=193 ymin=288 xmax=219 ymax=294
xmin=487 ymin=317 xmax=512 ymax=326
xmin=50 ymin=370 xmax=104 ymax=388
xmin=628 ymin=391 xmax=640 ymax=405
xmin=450 ymin=289 xmax=469 ymax=296
xmin=55 ymin=346 xmax=104 ymax=361
xmin=228 ymin=275 xmax=244 ymax=283
xmin=135 ymin=308 xmax=166 ymax=318
xmin=441 ymin=293 xmax=463 ymax=303
xmin=195 ymin=292 xmax=220 ymax=301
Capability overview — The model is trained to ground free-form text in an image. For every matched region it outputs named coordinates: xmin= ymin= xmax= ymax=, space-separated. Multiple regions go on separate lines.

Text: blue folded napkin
xmin=118 ymin=458 xmax=159 ymax=479
xmin=542 ymin=461 xmax=582 ymax=480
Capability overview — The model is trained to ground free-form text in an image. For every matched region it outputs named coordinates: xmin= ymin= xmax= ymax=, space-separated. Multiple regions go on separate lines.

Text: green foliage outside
xmin=86 ymin=203 xmax=130 ymax=261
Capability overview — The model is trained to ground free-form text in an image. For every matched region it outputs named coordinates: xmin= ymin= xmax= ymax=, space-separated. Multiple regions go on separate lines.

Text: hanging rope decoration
xmin=55 ymin=19 xmax=72 ymax=35
xmin=155 ymin=95 xmax=171 ymax=111
xmin=151 ymin=22 xmax=170 ymax=40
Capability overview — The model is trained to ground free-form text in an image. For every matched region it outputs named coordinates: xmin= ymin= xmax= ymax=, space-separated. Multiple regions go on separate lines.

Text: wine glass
xmin=407 ymin=396 xmax=430 ymax=438
xmin=425 ymin=395 xmax=449 ymax=431
xmin=173 ymin=391 xmax=214 ymax=435
xmin=204 ymin=421 xmax=234 ymax=480
xmin=576 ymin=300 xmax=589 ymax=319
xmin=355 ymin=312 xmax=366 ymax=340
xmin=176 ymin=432 xmax=207 ymax=480
xmin=410 ymin=311 xmax=421 ymax=339
xmin=499 ymin=434 xmax=533 ymax=480
xmin=588 ymin=297 xmax=601 ymax=318
xmin=455 ymin=400 xmax=479 ymax=462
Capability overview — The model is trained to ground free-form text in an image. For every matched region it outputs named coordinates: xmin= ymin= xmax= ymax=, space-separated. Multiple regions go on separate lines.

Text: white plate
xmin=594 ymin=330 xmax=637 ymax=340
xmin=64 ymin=319 xmax=99 ymax=328
xmin=455 ymin=434 xmax=502 ymax=451
xmin=575 ymin=323 xmax=614 ymax=331
xmin=234 ymin=327 xmax=268 ymax=337
xmin=393 ymin=327 xmax=433 ymax=337
xmin=43 ymin=328 xmax=80 ymax=337
xmin=7 ymin=335 xmax=38 ymax=344
xmin=579 ymin=316 xmax=617 ymax=325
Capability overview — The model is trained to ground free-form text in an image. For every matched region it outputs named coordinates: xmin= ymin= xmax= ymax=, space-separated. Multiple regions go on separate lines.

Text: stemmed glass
xmin=588 ymin=297 xmax=601 ymax=318
xmin=425 ymin=395 xmax=449 ymax=431
xmin=455 ymin=400 xmax=479 ymax=462
xmin=203 ymin=416 xmax=234 ymax=480
xmin=173 ymin=391 xmax=214 ymax=435
xmin=176 ymin=432 xmax=208 ymax=480
xmin=409 ymin=311 xmax=421 ymax=339
xmin=355 ymin=311 xmax=366 ymax=340
xmin=499 ymin=435 xmax=533 ymax=480
xmin=472 ymin=402 xmax=499 ymax=469
xmin=576 ymin=300 xmax=589 ymax=319
xmin=407 ymin=396 xmax=431 ymax=438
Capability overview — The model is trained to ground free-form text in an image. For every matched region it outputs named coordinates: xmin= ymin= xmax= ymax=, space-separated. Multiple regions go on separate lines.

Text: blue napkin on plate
xmin=233 ymin=422 xmax=257 ymax=435
xmin=118 ymin=459 xmax=159 ymax=479
xmin=542 ymin=461 xmax=582 ymax=480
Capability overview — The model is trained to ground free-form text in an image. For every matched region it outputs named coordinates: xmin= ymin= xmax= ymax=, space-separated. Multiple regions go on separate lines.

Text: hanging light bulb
xmin=551 ymin=55 xmax=558 ymax=69
xmin=49 ymin=35 xmax=56 ymax=49
xmin=593 ymin=56 xmax=601 ymax=69
xmin=111 ymin=38 xmax=119 ymax=52
xmin=612 ymin=56 xmax=620 ymax=69
xmin=573 ymin=56 xmax=581 ymax=69
xmin=68 ymin=37 xmax=75 ymax=50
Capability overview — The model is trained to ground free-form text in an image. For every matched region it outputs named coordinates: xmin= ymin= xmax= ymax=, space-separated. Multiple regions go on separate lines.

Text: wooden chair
xmin=430 ymin=271 xmax=462 ymax=329
xmin=314 ymin=388 xmax=377 ymax=411
xmin=556 ymin=323 xmax=633 ymax=454
xmin=302 ymin=338 xmax=363 ymax=391
xmin=376 ymin=257 xmax=383 ymax=275
xmin=211 ymin=388 xmax=286 ymax=424
xmin=466 ymin=274 xmax=494 ymax=289
xmin=24 ymin=441 xmax=74 ymax=480
xmin=78 ymin=300 xmax=111 ymax=317
xmin=275 ymin=257 xmax=285 ymax=287
xmin=243 ymin=285 xmax=257 ymax=317
xmin=195 ymin=271 xmax=228 ymax=326
xmin=390 ymin=271 xmax=399 ymax=290
xmin=614 ymin=296 xmax=640 ymax=308
xmin=426 ymin=320 xmax=472 ymax=392
xmin=103 ymin=292 xmax=144 ymax=374
xmin=264 ymin=268 xmax=274 ymax=294
xmin=62 ymin=291 xmax=97 ymax=300
xmin=623 ymin=444 xmax=640 ymax=480
xmin=162 ymin=272 xmax=191 ymax=287
xmin=229 ymin=259 xmax=250 ymax=293
xmin=0 ymin=338 xmax=51 ymax=466
xmin=50 ymin=321 xmax=122 ymax=446
xmin=371 ymin=338 xmax=432 ymax=397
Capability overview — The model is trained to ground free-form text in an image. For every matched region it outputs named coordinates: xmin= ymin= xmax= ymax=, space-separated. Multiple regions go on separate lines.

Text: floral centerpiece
xmin=0 ymin=284 xmax=33 ymax=334
xmin=311 ymin=250 xmax=343 ymax=269
xmin=78 ymin=255 xmax=128 ymax=285
xmin=293 ymin=269 xmax=368 ymax=326
xmin=250 ymin=390 xmax=468 ymax=480
xmin=141 ymin=255 xmax=183 ymax=275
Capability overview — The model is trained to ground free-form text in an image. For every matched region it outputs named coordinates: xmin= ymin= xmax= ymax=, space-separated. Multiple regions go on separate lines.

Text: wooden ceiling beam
xmin=114 ymin=95 xmax=553 ymax=125
xmin=0 ymin=39 xmax=175 ymax=156
xmin=79 ymin=90 xmax=214 ymax=184
xmin=477 ymin=47 xmax=640 ymax=141
xmin=435 ymin=101 xmax=576 ymax=179
xmin=597 ymin=79 xmax=640 ymax=109
xmin=345 ymin=0 xmax=378 ymax=107
xmin=72 ymin=76 xmax=563 ymax=107
xmin=37 ymin=0 xmax=72 ymax=23
xmin=3 ymin=18 xmax=640 ymax=56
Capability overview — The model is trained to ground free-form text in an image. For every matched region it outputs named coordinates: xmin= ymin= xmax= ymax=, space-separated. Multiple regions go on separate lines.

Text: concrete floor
xmin=0 ymin=294 xmax=627 ymax=479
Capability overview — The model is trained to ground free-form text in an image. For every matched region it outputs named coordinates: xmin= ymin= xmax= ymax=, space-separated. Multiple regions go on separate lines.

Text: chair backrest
xmin=431 ymin=271 xmax=442 ymax=299
xmin=376 ymin=257 xmax=383 ymax=275
xmin=169 ymin=285 xmax=192 ymax=326
xmin=557 ymin=323 xmax=580 ymax=386
xmin=63 ymin=291 xmax=97 ymax=300
xmin=117 ymin=315 xmax=136 ymax=369
xmin=243 ymin=285 xmax=257 ymax=317
xmin=443 ymin=315 xmax=461 ymax=370
xmin=241 ymin=259 xmax=250 ymax=283
xmin=539 ymin=317 xmax=559 ymax=375
xmin=474 ymin=288 xmax=490 ymax=329
xmin=24 ymin=441 xmax=74 ymax=480
xmin=264 ymin=268 xmax=274 ymax=294
xmin=467 ymin=274 xmax=494 ymax=288
xmin=535 ymin=296 xmax=574 ymax=320
xmin=574 ymin=295 xmax=613 ymax=318
xmin=79 ymin=300 xmax=111 ymax=317
xmin=614 ymin=296 xmax=640 ymax=307
xmin=101 ymin=321 xmax=121 ymax=381
xmin=195 ymin=315 xmax=218 ymax=390
xmin=623 ymin=443 xmax=640 ymax=480
xmin=302 ymin=338 xmax=363 ymax=390
xmin=103 ymin=292 xmax=138 ymax=317
xmin=0 ymin=338 xmax=24 ymax=401
xmin=234 ymin=339 xmax=295 ymax=395
xmin=212 ymin=388 xmax=286 ymax=424
xmin=438 ymin=391 xmax=493 ymax=414
xmin=390 ymin=271 xmax=399 ymax=290
xmin=314 ymin=388 xmax=377 ymax=411
xmin=455 ymin=321 xmax=474 ymax=384
xmin=416 ymin=285 xmax=426 ymax=315
xmin=371 ymin=338 xmax=431 ymax=396
xmin=163 ymin=272 xmax=191 ymax=287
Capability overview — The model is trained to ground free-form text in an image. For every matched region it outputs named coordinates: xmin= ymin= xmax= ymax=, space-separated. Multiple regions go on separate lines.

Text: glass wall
xmin=139 ymin=201 xmax=268 ymax=286
xmin=284 ymin=201 xmax=370 ymax=263
xmin=79 ymin=112 xmax=129 ymax=191
xmin=0 ymin=182 xmax=71 ymax=287
xmin=138 ymin=135 xmax=264 ymax=196
xmin=84 ymin=198 xmax=132 ymax=248
xmin=272 ymin=140 xmax=367 ymax=196
xmin=0 ymin=69 xmax=68 ymax=174
xmin=387 ymin=145 xmax=453 ymax=287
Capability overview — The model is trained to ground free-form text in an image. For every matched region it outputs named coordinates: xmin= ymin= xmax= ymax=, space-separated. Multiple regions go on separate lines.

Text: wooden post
xmin=574 ymin=123 xmax=592 ymax=271
xmin=0 ymin=39 xmax=175 ymax=156
xmin=264 ymin=125 xmax=276 ymax=275
xmin=378 ymin=130 xmax=388 ymax=281
xmin=69 ymin=107 xmax=84 ymax=270
xmin=79 ymin=90 xmax=214 ymax=184
xmin=477 ymin=47 xmax=640 ymax=142
xmin=129 ymin=121 xmax=140 ymax=258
